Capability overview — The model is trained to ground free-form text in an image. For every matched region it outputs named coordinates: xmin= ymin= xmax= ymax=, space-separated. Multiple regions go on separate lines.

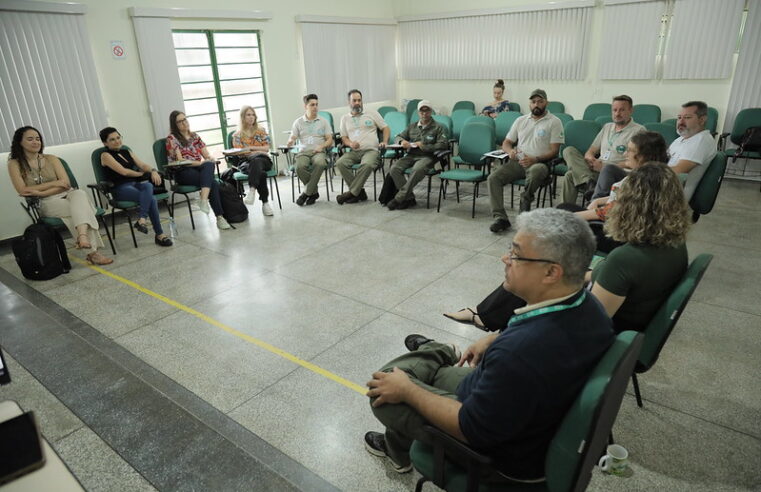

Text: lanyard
xmin=508 ymin=291 xmax=587 ymax=327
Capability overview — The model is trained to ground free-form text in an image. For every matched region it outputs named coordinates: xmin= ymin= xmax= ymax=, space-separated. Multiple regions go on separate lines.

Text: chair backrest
xmin=452 ymin=100 xmax=476 ymax=113
xmin=706 ymin=106 xmax=719 ymax=134
xmin=405 ymin=99 xmax=422 ymax=122
xmin=554 ymin=112 xmax=574 ymax=127
xmin=91 ymin=145 xmax=133 ymax=183
xmin=637 ymin=254 xmax=712 ymax=372
xmin=377 ymin=105 xmax=397 ymax=118
xmin=410 ymin=107 xmax=436 ymax=124
xmin=494 ymin=111 xmax=522 ymax=146
xmin=644 ymin=122 xmax=679 ymax=146
xmin=661 ymin=118 xmax=677 ymax=129
xmin=583 ymin=103 xmax=611 ymax=122
xmin=730 ymin=108 xmax=761 ymax=145
xmin=632 ymin=104 xmax=661 ymax=124
xmin=384 ymin=111 xmax=409 ymax=141
xmin=457 ymin=121 xmax=496 ymax=165
xmin=463 ymin=115 xmax=495 ymax=132
xmin=318 ymin=111 xmax=335 ymax=133
xmin=451 ymin=108 xmax=476 ymax=140
xmin=432 ymin=115 xmax=453 ymax=138
xmin=56 ymin=158 xmax=78 ymax=189
xmin=507 ymin=102 xmax=521 ymax=113
xmin=152 ymin=139 xmax=169 ymax=173
xmin=547 ymin=101 xmax=565 ymax=114
xmin=595 ymin=115 xmax=612 ymax=125
xmin=689 ymin=151 xmax=726 ymax=218
xmin=545 ymin=331 xmax=644 ymax=492
xmin=563 ymin=120 xmax=602 ymax=155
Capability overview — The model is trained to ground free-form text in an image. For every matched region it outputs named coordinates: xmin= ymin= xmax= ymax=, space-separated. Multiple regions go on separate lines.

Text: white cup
xmin=598 ymin=444 xmax=629 ymax=476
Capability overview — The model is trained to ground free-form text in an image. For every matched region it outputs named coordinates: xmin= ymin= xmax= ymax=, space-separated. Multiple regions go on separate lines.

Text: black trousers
xmin=239 ymin=154 xmax=272 ymax=203
xmin=556 ymin=203 xmax=623 ymax=254
xmin=476 ymin=285 xmax=527 ymax=332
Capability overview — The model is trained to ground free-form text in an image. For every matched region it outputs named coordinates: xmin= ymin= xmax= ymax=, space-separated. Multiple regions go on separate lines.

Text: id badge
xmin=602 ymin=150 xmax=611 ymax=161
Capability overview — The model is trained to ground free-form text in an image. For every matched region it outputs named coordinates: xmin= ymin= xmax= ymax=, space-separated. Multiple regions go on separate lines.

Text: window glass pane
xmin=185 ymin=98 xmax=219 ymax=116
xmin=223 ymin=93 xmax=265 ymax=112
xmin=175 ymin=48 xmax=211 ymax=66
xmin=173 ymin=32 xmax=208 ymax=48
xmin=178 ymin=66 xmax=213 ymax=83
xmin=215 ymin=47 xmax=259 ymax=64
xmin=220 ymin=78 xmax=263 ymax=95
xmin=197 ymin=129 xmax=223 ymax=145
xmin=188 ymin=114 xmax=221 ymax=132
xmin=218 ymin=63 xmax=261 ymax=80
xmin=224 ymin=111 xmax=240 ymax=126
xmin=181 ymin=82 xmax=216 ymax=100
xmin=213 ymin=32 xmax=257 ymax=47
xmin=206 ymin=143 xmax=225 ymax=158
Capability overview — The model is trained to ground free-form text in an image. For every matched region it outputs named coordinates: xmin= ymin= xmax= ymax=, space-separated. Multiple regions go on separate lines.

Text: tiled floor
xmin=0 ymin=172 xmax=759 ymax=491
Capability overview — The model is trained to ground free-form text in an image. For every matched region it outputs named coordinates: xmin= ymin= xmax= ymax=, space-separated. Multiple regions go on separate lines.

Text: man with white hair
xmin=364 ymin=208 xmax=615 ymax=483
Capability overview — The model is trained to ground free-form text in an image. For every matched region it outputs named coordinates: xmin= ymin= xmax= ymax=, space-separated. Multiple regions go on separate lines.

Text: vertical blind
xmin=397 ymin=6 xmax=593 ymax=80
xmin=598 ymin=0 xmax=665 ymax=80
xmin=663 ymin=0 xmax=745 ymax=79
xmin=723 ymin=0 xmax=761 ymax=134
xmin=0 ymin=10 xmax=107 ymax=150
xmin=300 ymin=22 xmax=396 ymax=109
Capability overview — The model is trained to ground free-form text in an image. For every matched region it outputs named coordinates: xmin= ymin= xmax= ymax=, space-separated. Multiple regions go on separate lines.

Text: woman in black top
xmin=99 ymin=127 xmax=172 ymax=246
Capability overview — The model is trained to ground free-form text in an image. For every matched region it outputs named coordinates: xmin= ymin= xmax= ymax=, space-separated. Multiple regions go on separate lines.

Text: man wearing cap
xmin=335 ymin=89 xmax=390 ymax=204
xmin=488 ymin=89 xmax=564 ymax=233
xmin=561 ymin=95 xmax=644 ymax=204
xmin=387 ymin=100 xmax=449 ymax=210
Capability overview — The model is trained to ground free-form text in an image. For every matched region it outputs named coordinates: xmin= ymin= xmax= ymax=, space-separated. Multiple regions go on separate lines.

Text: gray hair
xmin=682 ymin=100 xmax=708 ymax=118
xmin=515 ymin=208 xmax=595 ymax=286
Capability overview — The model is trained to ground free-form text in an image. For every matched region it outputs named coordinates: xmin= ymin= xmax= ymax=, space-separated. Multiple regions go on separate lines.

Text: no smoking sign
xmin=111 ymin=40 xmax=126 ymax=60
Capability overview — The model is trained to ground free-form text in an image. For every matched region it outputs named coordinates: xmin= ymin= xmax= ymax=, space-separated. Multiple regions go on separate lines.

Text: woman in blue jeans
xmin=99 ymin=127 xmax=173 ymax=246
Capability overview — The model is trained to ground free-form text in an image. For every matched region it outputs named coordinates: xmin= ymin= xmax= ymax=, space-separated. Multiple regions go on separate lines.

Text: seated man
xmin=488 ymin=89 xmax=564 ymax=233
xmin=335 ymin=89 xmax=389 ymax=204
xmin=286 ymin=93 xmax=334 ymax=206
xmin=386 ymin=100 xmax=448 ymax=210
xmin=563 ymin=95 xmax=644 ymax=203
xmin=668 ymin=100 xmax=717 ymax=201
xmin=364 ymin=208 xmax=615 ymax=482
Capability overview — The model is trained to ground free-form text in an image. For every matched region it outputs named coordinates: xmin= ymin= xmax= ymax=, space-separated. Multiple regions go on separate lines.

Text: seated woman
xmin=445 ymin=163 xmax=690 ymax=334
xmin=99 ymin=127 xmax=172 ymax=247
xmin=481 ymin=79 xmax=510 ymax=118
xmin=231 ymin=105 xmax=274 ymax=215
xmin=8 ymin=126 xmax=113 ymax=265
xmin=166 ymin=110 xmax=230 ymax=230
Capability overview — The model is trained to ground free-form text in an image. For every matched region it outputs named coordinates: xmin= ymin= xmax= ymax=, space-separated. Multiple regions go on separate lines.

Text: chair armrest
xmin=269 ymin=151 xmax=280 ymax=157
xmin=434 ymin=150 xmax=453 ymax=159
xmin=421 ymin=425 xmax=493 ymax=492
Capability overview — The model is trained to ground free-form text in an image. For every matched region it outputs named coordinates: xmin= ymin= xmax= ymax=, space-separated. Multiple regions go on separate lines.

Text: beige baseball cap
xmin=417 ymin=100 xmax=433 ymax=111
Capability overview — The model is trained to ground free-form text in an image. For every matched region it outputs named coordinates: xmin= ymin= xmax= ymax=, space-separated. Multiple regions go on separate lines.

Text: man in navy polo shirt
xmin=365 ymin=208 xmax=614 ymax=482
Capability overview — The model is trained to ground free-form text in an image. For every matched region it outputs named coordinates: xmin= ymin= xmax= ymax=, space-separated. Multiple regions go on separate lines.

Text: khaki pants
xmin=294 ymin=150 xmax=328 ymax=196
xmin=561 ymin=147 xmax=598 ymax=204
xmin=487 ymin=159 xmax=548 ymax=219
xmin=336 ymin=149 xmax=379 ymax=196
xmin=389 ymin=154 xmax=435 ymax=202
xmin=40 ymin=189 xmax=103 ymax=251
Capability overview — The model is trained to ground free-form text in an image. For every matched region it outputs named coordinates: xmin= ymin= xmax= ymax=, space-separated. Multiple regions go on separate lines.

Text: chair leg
xmin=183 ymin=194 xmax=195 ymax=230
xmin=111 ymin=210 xmax=117 ymax=240
xmin=426 ymin=176 xmax=432 ymax=209
xmin=100 ymin=215 xmax=116 ymax=255
xmin=271 ymin=176 xmax=282 ymax=210
xmin=324 ymin=170 xmax=331 ymax=201
xmin=471 ymin=183 xmax=479 ymax=218
xmin=632 ymin=373 xmax=643 ymax=408
xmin=455 ymin=181 xmax=460 ymax=203
xmin=126 ymin=213 xmax=137 ymax=248
xmin=291 ymin=172 xmax=296 ymax=202
xmin=414 ymin=476 xmax=427 ymax=492
xmin=510 ymin=184 xmax=515 ymax=209
xmin=437 ymin=180 xmax=444 ymax=212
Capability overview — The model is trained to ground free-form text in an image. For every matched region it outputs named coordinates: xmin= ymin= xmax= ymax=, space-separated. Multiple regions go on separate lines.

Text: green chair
xmin=507 ymin=102 xmax=521 ymax=113
xmin=411 ymin=107 xmax=436 ymax=125
xmin=282 ymin=113 xmax=335 ymax=202
xmin=583 ymin=103 xmax=611 ymax=122
xmin=224 ymin=131 xmax=282 ymax=209
xmin=689 ymin=152 xmax=726 ymax=223
xmin=382 ymin=111 xmax=410 ymax=169
xmin=707 ymin=106 xmax=719 ymax=135
xmin=437 ymin=121 xmax=495 ymax=218
xmin=451 ymin=109 xmax=476 ymax=141
xmin=92 ymin=146 xmax=169 ymax=248
xmin=661 ymin=118 xmax=677 ymax=129
xmin=595 ymin=115 xmax=612 ymax=126
xmin=632 ymin=104 xmax=661 ymax=124
xmin=644 ymin=122 xmax=679 ymax=146
xmin=550 ymin=120 xmax=602 ymax=202
xmin=464 ymin=115 xmax=496 ymax=133
xmin=494 ymin=111 xmax=521 ymax=147
xmin=554 ymin=113 xmax=574 ymax=127
xmin=547 ymin=101 xmax=565 ymax=114
xmin=411 ymin=331 xmax=644 ymax=492
xmin=631 ymin=254 xmax=713 ymax=407
xmin=720 ymin=108 xmax=761 ymax=166
xmin=152 ymin=139 xmax=199 ymax=230
xmin=433 ymin=115 xmax=454 ymax=139
xmin=452 ymin=100 xmax=476 ymax=113
xmin=377 ymin=106 xmax=397 ymax=118
xmin=405 ymin=99 xmax=423 ymax=122
xmin=20 ymin=158 xmax=116 ymax=255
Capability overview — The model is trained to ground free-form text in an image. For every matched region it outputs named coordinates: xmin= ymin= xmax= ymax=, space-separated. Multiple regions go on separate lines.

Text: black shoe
xmin=404 ymin=197 xmax=417 ymax=208
xmin=336 ymin=191 xmax=353 ymax=205
xmin=357 ymin=189 xmax=368 ymax=202
xmin=344 ymin=193 xmax=360 ymax=204
xmin=134 ymin=221 xmax=148 ymax=234
xmin=583 ymin=181 xmax=596 ymax=202
xmin=489 ymin=218 xmax=511 ymax=233
xmin=387 ymin=198 xmax=401 ymax=210
xmin=363 ymin=432 xmax=413 ymax=474
xmin=155 ymin=235 xmax=173 ymax=247
xmin=519 ymin=197 xmax=532 ymax=212
xmin=306 ymin=193 xmax=319 ymax=205
xmin=404 ymin=334 xmax=434 ymax=352
xmin=296 ymin=193 xmax=308 ymax=206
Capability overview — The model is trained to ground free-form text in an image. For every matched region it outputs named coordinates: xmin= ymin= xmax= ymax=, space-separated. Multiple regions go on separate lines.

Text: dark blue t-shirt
xmin=456 ymin=290 xmax=614 ymax=480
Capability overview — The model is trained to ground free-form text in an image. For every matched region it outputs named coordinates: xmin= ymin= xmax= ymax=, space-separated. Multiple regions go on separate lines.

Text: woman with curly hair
xmin=445 ymin=163 xmax=689 ymax=333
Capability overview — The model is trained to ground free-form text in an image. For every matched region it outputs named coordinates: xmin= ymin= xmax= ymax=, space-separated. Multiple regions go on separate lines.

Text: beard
xmin=351 ymin=104 xmax=362 ymax=114
xmin=531 ymin=106 xmax=545 ymax=116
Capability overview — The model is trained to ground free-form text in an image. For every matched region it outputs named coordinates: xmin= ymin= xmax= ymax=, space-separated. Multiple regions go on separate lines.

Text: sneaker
xmin=336 ymin=191 xmax=353 ymax=205
xmin=489 ymin=218 xmax=511 ymax=233
xmin=199 ymin=199 xmax=211 ymax=214
xmin=262 ymin=202 xmax=274 ymax=216
xmin=244 ymin=190 xmax=256 ymax=205
xmin=363 ymin=432 xmax=413 ymax=474
xmin=306 ymin=193 xmax=319 ymax=205
xmin=296 ymin=193 xmax=308 ymax=206
xmin=217 ymin=216 xmax=232 ymax=230
xmin=357 ymin=189 xmax=368 ymax=202
xmin=404 ymin=334 xmax=434 ymax=352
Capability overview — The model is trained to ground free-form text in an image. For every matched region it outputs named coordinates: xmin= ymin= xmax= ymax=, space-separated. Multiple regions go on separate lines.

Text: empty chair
xmin=382 ymin=111 xmax=410 ymax=167
xmin=633 ymin=104 xmax=662 ymax=124
xmin=452 ymin=100 xmax=475 ymax=113
xmin=432 ymin=114 xmax=453 ymax=139
xmin=464 ymin=115 xmax=496 ymax=132
xmin=507 ymin=102 xmax=521 ymax=113
xmin=583 ymin=103 xmax=612 ymax=121
xmin=547 ymin=101 xmax=565 ymax=114
xmin=645 ymin=122 xmax=679 ymax=146
xmin=554 ymin=112 xmax=574 ymax=127
xmin=689 ymin=152 xmax=727 ymax=222
xmin=595 ymin=115 xmax=613 ymax=125
xmin=721 ymin=107 xmax=761 ymax=165
xmin=377 ymin=106 xmax=397 ymax=118
xmin=451 ymin=108 xmax=476 ymax=141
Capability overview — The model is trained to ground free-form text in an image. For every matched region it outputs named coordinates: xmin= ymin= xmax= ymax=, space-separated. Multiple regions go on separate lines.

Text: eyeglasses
xmin=507 ymin=252 xmax=558 ymax=265
xmin=418 ymin=108 xmax=432 ymax=113
xmin=176 ymin=118 xmax=188 ymax=124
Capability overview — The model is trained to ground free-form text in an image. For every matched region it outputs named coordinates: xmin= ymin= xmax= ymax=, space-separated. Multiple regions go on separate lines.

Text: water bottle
xmin=168 ymin=216 xmax=178 ymax=238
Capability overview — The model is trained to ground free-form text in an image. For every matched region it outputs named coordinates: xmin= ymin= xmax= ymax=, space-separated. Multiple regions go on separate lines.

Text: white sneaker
xmin=199 ymin=199 xmax=210 ymax=214
xmin=216 ymin=216 xmax=232 ymax=230
xmin=262 ymin=202 xmax=274 ymax=216
xmin=244 ymin=190 xmax=255 ymax=205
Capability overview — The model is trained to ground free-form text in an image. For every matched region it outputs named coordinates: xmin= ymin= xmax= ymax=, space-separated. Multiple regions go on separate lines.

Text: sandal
xmin=75 ymin=233 xmax=91 ymax=250
xmin=443 ymin=308 xmax=485 ymax=329
xmin=86 ymin=251 xmax=113 ymax=265
xmin=155 ymin=234 xmax=173 ymax=247
xmin=134 ymin=220 xmax=149 ymax=234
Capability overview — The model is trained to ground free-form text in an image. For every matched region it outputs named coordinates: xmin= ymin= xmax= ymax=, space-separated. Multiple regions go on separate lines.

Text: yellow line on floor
xmin=70 ymin=257 xmax=368 ymax=396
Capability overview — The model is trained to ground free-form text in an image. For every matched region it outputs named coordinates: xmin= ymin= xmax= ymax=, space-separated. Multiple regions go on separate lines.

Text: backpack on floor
xmin=378 ymin=173 xmax=398 ymax=206
xmin=11 ymin=223 xmax=71 ymax=280
xmin=219 ymin=181 xmax=249 ymax=223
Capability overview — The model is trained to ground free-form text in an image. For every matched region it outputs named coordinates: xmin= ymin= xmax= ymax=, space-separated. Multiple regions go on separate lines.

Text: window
xmin=172 ymin=30 xmax=269 ymax=156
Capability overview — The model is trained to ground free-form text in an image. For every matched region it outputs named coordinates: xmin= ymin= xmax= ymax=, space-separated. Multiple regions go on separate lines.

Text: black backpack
xmin=218 ymin=181 xmax=249 ymax=223
xmin=378 ymin=173 xmax=398 ymax=206
xmin=11 ymin=223 xmax=72 ymax=280
xmin=733 ymin=126 xmax=761 ymax=162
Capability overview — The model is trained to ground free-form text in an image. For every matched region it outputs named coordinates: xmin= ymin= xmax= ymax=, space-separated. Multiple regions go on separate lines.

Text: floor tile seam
xmin=687 ymin=236 xmax=761 ymax=255
xmin=224 ymin=365 xmax=305 ymax=415
xmin=273 ymin=227 xmax=371 ymax=269
xmin=691 ymin=299 xmax=761 ymax=319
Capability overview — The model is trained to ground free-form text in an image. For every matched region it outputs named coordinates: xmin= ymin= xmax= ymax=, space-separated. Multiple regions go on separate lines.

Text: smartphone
xmin=0 ymin=347 xmax=9 ymax=385
xmin=0 ymin=411 xmax=46 ymax=484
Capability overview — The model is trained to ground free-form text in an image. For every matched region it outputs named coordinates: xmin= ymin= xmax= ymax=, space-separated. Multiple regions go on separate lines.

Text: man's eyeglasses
xmin=507 ymin=252 xmax=558 ymax=265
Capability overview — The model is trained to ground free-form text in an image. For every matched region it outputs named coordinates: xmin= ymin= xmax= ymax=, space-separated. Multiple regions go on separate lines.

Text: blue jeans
xmin=113 ymin=181 xmax=163 ymax=235
xmin=175 ymin=161 xmax=223 ymax=216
